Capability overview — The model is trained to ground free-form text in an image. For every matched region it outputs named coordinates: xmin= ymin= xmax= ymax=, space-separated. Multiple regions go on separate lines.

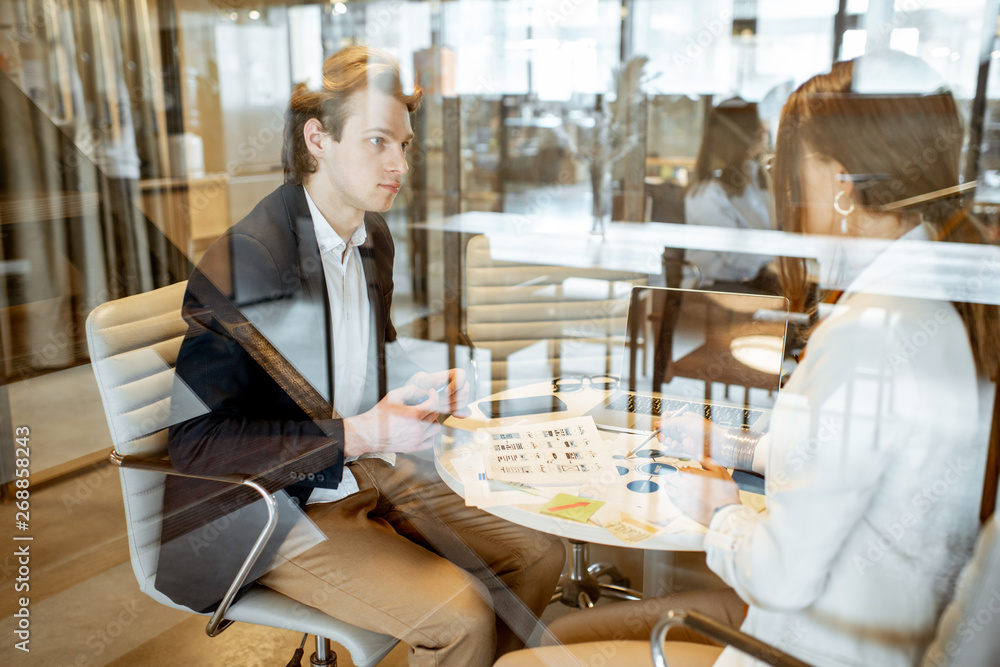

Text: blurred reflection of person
xmin=684 ymin=98 xmax=778 ymax=293
xmin=89 ymin=68 xmax=154 ymax=295
xmin=158 ymin=46 xmax=563 ymax=667
xmin=496 ymin=52 xmax=999 ymax=667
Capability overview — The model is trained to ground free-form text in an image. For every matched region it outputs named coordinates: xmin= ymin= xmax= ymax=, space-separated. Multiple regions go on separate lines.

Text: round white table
xmin=435 ymin=381 xmax=765 ymax=606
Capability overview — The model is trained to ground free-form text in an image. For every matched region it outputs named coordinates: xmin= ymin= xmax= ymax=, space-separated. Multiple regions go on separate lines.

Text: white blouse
xmin=684 ymin=165 xmax=774 ymax=286
xmin=706 ymin=226 xmax=992 ymax=667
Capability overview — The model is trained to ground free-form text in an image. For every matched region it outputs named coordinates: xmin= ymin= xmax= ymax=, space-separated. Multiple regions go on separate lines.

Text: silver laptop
xmin=586 ymin=286 xmax=790 ymax=435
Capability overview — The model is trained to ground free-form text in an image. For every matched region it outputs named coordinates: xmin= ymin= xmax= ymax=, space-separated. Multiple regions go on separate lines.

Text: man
xmin=157 ymin=46 xmax=564 ymax=666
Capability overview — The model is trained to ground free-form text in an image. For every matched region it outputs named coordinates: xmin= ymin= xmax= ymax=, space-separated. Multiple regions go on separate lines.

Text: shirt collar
xmin=304 ymin=187 xmax=368 ymax=256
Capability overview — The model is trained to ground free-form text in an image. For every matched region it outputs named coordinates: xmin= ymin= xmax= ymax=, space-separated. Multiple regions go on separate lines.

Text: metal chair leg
xmin=587 ymin=561 xmax=632 ymax=587
xmin=311 ymin=636 xmax=337 ymax=666
xmin=551 ymin=540 xmax=644 ymax=608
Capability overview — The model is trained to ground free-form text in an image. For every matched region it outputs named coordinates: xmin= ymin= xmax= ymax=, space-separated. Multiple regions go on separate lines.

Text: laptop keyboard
xmin=605 ymin=393 xmax=763 ymax=428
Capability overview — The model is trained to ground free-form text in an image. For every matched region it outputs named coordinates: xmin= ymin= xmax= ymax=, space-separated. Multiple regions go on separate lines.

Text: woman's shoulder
xmin=812 ymin=292 xmax=977 ymax=418
xmin=820 ymin=291 xmax=965 ymax=354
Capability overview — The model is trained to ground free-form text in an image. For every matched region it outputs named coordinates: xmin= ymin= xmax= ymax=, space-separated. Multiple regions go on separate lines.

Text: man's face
xmin=308 ymin=87 xmax=413 ymax=218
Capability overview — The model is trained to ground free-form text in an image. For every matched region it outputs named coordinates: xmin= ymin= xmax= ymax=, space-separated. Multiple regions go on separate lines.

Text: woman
xmin=496 ymin=53 xmax=998 ymax=667
xmin=684 ymin=99 xmax=777 ymax=293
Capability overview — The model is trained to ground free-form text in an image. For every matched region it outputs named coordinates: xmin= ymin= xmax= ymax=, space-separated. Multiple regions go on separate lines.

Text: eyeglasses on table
xmin=551 ymin=375 xmax=620 ymax=393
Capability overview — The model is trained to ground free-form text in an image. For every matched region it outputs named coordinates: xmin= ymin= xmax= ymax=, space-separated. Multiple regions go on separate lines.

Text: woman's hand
xmin=662 ymin=458 xmax=741 ymax=527
xmin=653 ymin=411 xmax=714 ymax=460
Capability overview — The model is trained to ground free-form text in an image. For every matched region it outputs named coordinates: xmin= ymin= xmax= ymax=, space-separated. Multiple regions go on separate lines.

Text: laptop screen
xmin=589 ymin=286 xmax=790 ymax=433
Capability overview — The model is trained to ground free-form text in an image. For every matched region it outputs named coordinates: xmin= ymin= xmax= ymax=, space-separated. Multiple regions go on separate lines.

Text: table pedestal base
xmin=551 ymin=540 xmax=644 ymax=608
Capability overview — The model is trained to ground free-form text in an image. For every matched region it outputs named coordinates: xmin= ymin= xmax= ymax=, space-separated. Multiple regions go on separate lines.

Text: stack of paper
xmin=481 ymin=416 xmax=616 ymax=485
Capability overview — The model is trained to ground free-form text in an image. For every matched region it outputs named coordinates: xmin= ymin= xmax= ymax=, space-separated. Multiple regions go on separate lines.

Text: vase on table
xmin=590 ymin=163 xmax=612 ymax=238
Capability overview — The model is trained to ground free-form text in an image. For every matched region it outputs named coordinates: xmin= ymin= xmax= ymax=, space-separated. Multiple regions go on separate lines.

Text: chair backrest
xmin=921 ymin=378 xmax=1000 ymax=666
xmin=920 ymin=513 xmax=1000 ymax=666
xmin=86 ymin=281 xmax=193 ymax=611
xmin=464 ymin=234 xmax=645 ymax=394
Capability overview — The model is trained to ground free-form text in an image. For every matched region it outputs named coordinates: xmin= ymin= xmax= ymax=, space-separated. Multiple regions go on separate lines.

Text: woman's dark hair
xmin=772 ymin=57 xmax=998 ymax=377
xmin=282 ymin=46 xmax=422 ymax=184
xmin=689 ymin=99 xmax=766 ymax=197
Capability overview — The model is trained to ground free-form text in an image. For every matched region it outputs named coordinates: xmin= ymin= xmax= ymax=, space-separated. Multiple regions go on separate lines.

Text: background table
xmin=413 ymin=212 xmax=1000 ymax=375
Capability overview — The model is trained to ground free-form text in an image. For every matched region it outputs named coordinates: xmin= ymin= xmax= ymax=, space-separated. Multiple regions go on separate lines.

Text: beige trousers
xmin=258 ymin=456 xmax=566 ymax=667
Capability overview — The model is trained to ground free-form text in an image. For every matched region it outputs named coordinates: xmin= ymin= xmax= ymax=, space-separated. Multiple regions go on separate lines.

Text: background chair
xmin=464 ymin=234 xmax=647 ymax=607
xmin=86 ymin=281 xmax=398 ymax=667
xmin=464 ymin=233 xmax=646 ymax=395
xmin=641 ymin=249 xmax=787 ymax=410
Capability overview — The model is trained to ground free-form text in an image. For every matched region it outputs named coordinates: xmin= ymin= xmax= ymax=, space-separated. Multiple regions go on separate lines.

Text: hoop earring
xmin=833 ymin=190 xmax=855 ymax=235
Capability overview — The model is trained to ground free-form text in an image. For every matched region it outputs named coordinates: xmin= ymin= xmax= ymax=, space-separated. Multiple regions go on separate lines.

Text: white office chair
xmin=495 ymin=506 xmax=1000 ymax=667
xmin=646 ymin=504 xmax=1000 ymax=667
xmin=86 ymin=281 xmax=399 ymax=667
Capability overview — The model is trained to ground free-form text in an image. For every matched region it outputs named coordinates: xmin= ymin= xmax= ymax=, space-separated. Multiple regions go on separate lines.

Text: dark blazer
xmin=155 ymin=183 xmax=406 ymax=612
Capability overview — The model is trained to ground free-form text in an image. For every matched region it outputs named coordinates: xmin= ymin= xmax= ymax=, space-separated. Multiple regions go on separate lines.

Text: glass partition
xmin=1 ymin=1 xmax=999 ymax=662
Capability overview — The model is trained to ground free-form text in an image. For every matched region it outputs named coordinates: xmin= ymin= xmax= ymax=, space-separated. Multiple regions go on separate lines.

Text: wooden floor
xmin=0 ymin=456 xmax=733 ymax=666
xmin=1 ymin=452 xmax=725 ymax=666
xmin=0 ymin=459 xmax=415 ymax=667
xmin=0 ymin=256 xmax=729 ymax=665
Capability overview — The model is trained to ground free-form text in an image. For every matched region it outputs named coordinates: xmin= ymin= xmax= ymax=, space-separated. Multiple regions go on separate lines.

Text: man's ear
xmin=303 ymin=118 xmax=326 ymax=158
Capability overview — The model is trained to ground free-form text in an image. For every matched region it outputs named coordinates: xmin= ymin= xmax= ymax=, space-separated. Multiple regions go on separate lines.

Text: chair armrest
xmin=109 ymin=449 xmax=279 ymax=638
xmin=650 ymin=610 xmax=814 ymax=667
xmin=456 ymin=330 xmax=481 ymax=403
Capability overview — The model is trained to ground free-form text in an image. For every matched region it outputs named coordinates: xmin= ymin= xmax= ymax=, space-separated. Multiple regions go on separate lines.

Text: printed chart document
xmin=479 ymin=416 xmax=616 ymax=485
xmin=444 ymin=416 xmax=765 ymax=547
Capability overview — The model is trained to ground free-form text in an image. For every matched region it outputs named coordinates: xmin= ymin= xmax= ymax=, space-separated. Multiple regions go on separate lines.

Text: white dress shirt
xmin=706 ymin=225 xmax=990 ymax=667
xmin=303 ymin=189 xmax=393 ymax=504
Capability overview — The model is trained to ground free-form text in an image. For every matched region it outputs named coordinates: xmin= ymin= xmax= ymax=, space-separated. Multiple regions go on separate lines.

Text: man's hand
xmin=407 ymin=368 xmax=471 ymax=418
xmin=343 ymin=385 xmax=442 ymax=457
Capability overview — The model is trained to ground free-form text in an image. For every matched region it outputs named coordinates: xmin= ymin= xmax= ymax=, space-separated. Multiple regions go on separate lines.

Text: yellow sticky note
xmin=539 ymin=493 xmax=605 ymax=523
xmin=604 ymin=514 xmax=661 ymax=545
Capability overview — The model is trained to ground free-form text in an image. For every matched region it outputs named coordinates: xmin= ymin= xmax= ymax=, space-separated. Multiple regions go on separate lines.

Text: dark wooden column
xmin=406 ymin=103 xmax=429 ymax=338
xmin=442 ymin=97 xmax=462 ymax=368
